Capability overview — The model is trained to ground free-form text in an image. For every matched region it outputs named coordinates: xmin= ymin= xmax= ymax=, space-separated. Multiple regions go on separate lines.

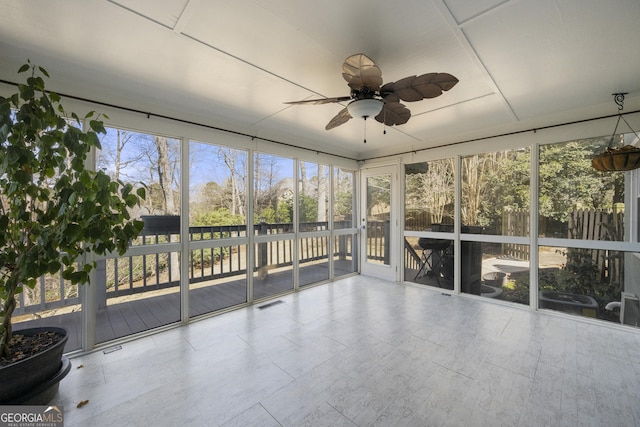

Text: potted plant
xmin=0 ymin=62 xmax=145 ymax=403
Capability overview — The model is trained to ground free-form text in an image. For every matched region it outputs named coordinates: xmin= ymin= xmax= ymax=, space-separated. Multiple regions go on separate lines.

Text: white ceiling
xmin=1 ymin=0 xmax=639 ymax=160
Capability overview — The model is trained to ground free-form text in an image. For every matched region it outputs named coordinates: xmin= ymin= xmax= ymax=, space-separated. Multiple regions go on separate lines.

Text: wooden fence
xmin=404 ymin=210 xmax=454 ymax=231
xmin=567 ymin=207 xmax=624 ymax=285
xmin=503 ymin=206 xmax=625 ymax=284
xmin=502 ymin=208 xmax=530 ymax=260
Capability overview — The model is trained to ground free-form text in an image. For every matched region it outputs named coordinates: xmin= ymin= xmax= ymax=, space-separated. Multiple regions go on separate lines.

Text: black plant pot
xmin=0 ymin=327 xmax=71 ymax=404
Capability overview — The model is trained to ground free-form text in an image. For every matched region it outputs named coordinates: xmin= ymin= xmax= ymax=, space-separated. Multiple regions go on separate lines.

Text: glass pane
xmin=299 ymin=236 xmax=329 ymax=286
xmin=461 ymin=242 xmax=530 ymax=306
xmin=333 ymin=234 xmax=357 ymax=278
xmin=253 ymin=153 xmax=294 ymax=233
xmin=299 ymin=161 xmax=329 ymax=232
xmin=539 ymin=246 xmax=640 ymax=327
xmin=189 ymin=245 xmax=247 ymax=317
xmin=334 ymin=168 xmax=355 ymax=229
xmin=12 ymin=270 xmax=82 ymax=353
xmin=366 ymin=175 xmax=391 ymax=265
xmin=461 ymin=148 xmax=530 ymax=235
xmin=539 ymin=135 xmax=628 ymax=240
xmin=5 ymin=118 xmax=86 ymax=352
xmin=405 ymin=159 xmax=454 ymax=231
xmin=253 ymin=240 xmax=294 ymax=299
xmin=97 ymin=128 xmax=182 ymax=245
xmin=96 ymin=251 xmax=182 ymax=344
xmin=189 ymin=141 xmax=247 ymax=235
xmin=404 ymin=236 xmax=453 ymax=289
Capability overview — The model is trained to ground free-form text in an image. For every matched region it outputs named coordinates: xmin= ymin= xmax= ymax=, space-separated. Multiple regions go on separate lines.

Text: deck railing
xmin=14 ymin=220 xmax=359 ymax=316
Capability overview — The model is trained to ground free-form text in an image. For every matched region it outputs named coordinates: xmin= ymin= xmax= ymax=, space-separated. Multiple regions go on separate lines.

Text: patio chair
xmin=414 ymin=238 xmax=451 ymax=287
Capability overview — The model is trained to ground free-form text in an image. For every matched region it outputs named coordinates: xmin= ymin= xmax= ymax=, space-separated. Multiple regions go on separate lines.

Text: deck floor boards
xmin=14 ymin=262 xmax=356 ymax=352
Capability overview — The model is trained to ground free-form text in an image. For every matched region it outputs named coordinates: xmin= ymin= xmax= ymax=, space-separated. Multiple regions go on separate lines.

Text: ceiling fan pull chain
xmin=363 ymin=117 xmax=367 ymax=143
xmin=383 ymin=109 xmax=387 ymax=135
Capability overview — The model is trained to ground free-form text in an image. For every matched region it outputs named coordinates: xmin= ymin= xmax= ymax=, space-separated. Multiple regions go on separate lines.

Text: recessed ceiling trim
xmin=181 ymin=32 xmax=330 ymax=101
xmin=432 ymin=0 xmax=519 ymax=122
xmin=108 ymin=0 xmax=174 ymax=30
xmin=445 ymin=0 xmax=513 ymax=27
xmin=411 ymin=92 xmax=496 ymax=117
xmin=172 ymin=0 xmax=202 ymax=33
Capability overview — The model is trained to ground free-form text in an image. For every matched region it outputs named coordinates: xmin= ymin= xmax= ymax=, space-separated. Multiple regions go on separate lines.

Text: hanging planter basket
xmin=592 ymin=145 xmax=640 ymax=172
xmin=591 ymin=94 xmax=640 ymax=172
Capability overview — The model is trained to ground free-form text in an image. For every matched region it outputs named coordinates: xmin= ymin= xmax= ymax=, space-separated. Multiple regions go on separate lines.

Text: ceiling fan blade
xmin=341 ymin=53 xmax=383 ymax=91
xmin=380 ymin=90 xmax=400 ymax=103
xmin=384 ymin=73 xmax=459 ymax=102
xmin=325 ymin=107 xmax=352 ymax=130
xmin=375 ymin=102 xmax=411 ymax=126
xmin=285 ymin=96 xmax=351 ymax=105
xmin=431 ymin=73 xmax=459 ymax=91
xmin=387 ymin=75 xmax=422 ymax=102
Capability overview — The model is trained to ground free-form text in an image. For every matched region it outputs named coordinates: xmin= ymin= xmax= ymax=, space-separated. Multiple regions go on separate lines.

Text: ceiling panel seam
xmin=432 ymin=0 xmax=519 ymax=122
xmin=172 ymin=0 xmax=201 ymax=33
xmin=107 ymin=0 xmax=173 ymax=30
xmin=451 ymin=0 xmax=513 ymax=27
xmin=180 ymin=32 xmax=329 ymax=100
xmin=412 ymin=92 xmax=497 ymax=117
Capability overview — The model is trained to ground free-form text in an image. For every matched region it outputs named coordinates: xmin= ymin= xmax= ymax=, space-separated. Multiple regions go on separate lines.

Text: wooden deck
xmin=14 ymin=261 xmax=355 ymax=352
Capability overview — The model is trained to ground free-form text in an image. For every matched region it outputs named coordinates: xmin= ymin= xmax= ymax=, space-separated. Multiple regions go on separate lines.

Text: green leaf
xmin=18 ymin=63 xmax=30 ymax=73
xmin=0 ymin=62 xmax=146 ymax=340
xmin=38 ymin=66 xmax=50 ymax=78
xmin=20 ymin=85 xmax=34 ymax=100
xmin=89 ymin=120 xmax=106 ymax=134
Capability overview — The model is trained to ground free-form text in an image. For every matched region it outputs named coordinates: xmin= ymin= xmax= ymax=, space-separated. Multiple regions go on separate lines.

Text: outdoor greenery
xmin=0 ymin=63 xmax=145 ymax=357
xmin=539 ymin=139 xmax=624 ymax=223
xmin=407 ymin=141 xmax=623 ymax=234
xmin=405 ymin=159 xmax=454 ymax=226
xmin=406 ymin=137 xmax=628 ymax=317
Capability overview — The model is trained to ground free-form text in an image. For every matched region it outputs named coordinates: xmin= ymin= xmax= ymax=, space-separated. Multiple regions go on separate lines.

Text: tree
xmin=254 ymin=154 xmax=287 ymax=220
xmin=153 ymin=136 xmax=178 ymax=215
xmin=366 ymin=175 xmax=390 ymax=218
xmin=461 ymin=154 xmax=496 ymax=226
xmin=298 ymin=194 xmax=318 ymax=223
xmin=219 ymin=147 xmax=246 ymax=217
xmin=406 ymin=160 xmax=455 ymax=225
xmin=334 ymin=168 xmax=354 ymax=224
xmin=0 ymin=63 xmax=145 ymax=357
xmin=96 ymin=129 xmax=143 ymax=182
xmin=480 ymin=149 xmax=530 ymax=231
xmin=317 ymin=164 xmax=328 ymax=222
xmin=539 ymin=139 xmax=614 ymax=222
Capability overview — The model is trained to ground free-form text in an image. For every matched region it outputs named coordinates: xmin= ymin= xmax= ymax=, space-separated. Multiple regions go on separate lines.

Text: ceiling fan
xmin=285 ymin=53 xmax=459 ymax=133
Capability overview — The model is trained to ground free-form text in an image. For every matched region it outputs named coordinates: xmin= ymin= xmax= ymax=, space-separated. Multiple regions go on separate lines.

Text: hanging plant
xmin=591 ymin=145 xmax=640 ymax=172
xmin=591 ymin=93 xmax=640 ymax=172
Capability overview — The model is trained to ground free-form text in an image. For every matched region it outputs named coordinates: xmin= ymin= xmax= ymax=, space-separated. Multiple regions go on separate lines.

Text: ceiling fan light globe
xmin=347 ymin=99 xmax=383 ymax=119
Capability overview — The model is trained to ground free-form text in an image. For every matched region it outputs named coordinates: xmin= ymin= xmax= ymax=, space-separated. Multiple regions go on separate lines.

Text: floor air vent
xmin=258 ymin=300 xmax=284 ymax=310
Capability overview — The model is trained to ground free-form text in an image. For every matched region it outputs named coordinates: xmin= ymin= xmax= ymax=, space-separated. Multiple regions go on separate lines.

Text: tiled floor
xmin=55 ymin=276 xmax=640 ymax=426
